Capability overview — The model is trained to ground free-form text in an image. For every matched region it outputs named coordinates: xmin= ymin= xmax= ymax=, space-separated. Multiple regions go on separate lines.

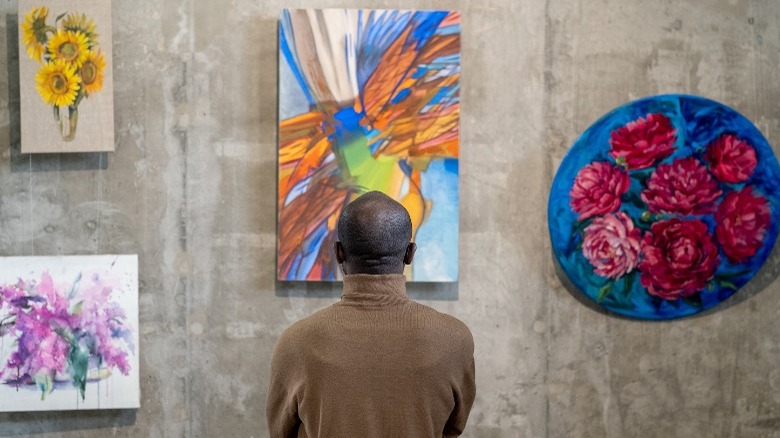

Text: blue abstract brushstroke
xmin=356 ymin=10 xmax=413 ymax=90
xmin=356 ymin=10 xmax=449 ymax=90
xmin=279 ymin=9 xmax=316 ymax=107
xmin=409 ymin=11 xmax=449 ymax=50
xmin=415 ymin=158 xmax=459 ymax=281
xmin=294 ymin=224 xmax=329 ymax=280
xmin=279 ymin=55 xmax=311 ymax=119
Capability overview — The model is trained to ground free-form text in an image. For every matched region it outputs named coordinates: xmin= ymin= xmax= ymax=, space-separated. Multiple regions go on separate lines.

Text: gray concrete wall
xmin=0 ymin=0 xmax=779 ymax=436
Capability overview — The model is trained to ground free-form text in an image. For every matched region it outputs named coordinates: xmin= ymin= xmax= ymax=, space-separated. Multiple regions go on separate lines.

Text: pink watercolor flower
xmin=639 ymin=218 xmax=720 ymax=300
xmin=705 ymin=134 xmax=758 ymax=183
xmin=641 ymin=157 xmax=723 ymax=215
xmin=569 ymin=162 xmax=630 ymax=220
xmin=609 ymin=113 xmax=677 ymax=170
xmin=0 ymin=270 xmax=134 ymax=396
xmin=582 ymin=212 xmax=642 ymax=279
xmin=715 ymin=186 xmax=771 ymax=263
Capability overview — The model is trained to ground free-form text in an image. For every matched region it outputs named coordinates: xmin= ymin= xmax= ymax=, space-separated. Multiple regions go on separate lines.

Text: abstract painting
xmin=548 ymin=95 xmax=780 ymax=319
xmin=18 ymin=0 xmax=114 ymax=153
xmin=0 ymin=255 xmax=139 ymax=411
xmin=278 ymin=9 xmax=460 ymax=281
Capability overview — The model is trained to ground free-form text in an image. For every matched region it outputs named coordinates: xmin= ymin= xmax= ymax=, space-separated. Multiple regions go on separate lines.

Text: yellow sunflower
xmin=21 ymin=6 xmax=49 ymax=61
xmin=35 ymin=59 xmax=80 ymax=107
xmin=62 ymin=13 xmax=98 ymax=44
xmin=79 ymin=49 xmax=106 ymax=95
xmin=47 ymin=30 xmax=89 ymax=67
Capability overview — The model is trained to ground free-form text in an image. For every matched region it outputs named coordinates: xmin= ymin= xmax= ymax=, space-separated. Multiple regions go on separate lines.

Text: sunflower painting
xmin=18 ymin=0 xmax=114 ymax=153
xmin=278 ymin=9 xmax=461 ymax=281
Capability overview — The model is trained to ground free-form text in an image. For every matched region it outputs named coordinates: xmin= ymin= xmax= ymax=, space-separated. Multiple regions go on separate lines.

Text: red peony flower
xmin=715 ymin=186 xmax=771 ymax=263
xmin=641 ymin=157 xmax=723 ymax=215
xmin=639 ymin=218 xmax=720 ymax=300
xmin=704 ymin=134 xmax=758 ymax=183
xmin=569 ymin=162 xmax=630 ymax=220
xmin=582 ymin=212 xmax=642 ymax=279
xmin=609 ymin=113 xmax=677 ymax=170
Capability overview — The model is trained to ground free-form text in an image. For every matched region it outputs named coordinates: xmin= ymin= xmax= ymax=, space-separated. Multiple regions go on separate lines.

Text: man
xmin=267 ymin=191 xmax=476 ymax=437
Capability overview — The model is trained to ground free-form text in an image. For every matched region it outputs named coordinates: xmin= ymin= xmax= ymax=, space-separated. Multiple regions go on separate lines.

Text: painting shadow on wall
xmin=551 ymin=241 xmax=780 ymax=321
xmin=4 ymin=14 xmax=107 ymax=174
xmin=275 ymin=280 xmax=459 ymax=301
xmin=0 ymin=409 xmax=136 ymax=436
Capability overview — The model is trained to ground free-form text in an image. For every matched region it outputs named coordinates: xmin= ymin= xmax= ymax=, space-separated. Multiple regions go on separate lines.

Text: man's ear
xmin=403 ymin=242 xmax=417 ymax=265
xmin=334 ymin=241 xmax=346 ymax=264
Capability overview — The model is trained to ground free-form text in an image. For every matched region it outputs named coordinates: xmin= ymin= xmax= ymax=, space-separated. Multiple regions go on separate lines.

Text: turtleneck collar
xmin=340 ymin=274 xmax=408 ymax=306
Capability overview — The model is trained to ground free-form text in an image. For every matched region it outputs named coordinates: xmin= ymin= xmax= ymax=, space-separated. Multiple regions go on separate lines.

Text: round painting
xmin=548 ymin=95 xmax=780 ymax=319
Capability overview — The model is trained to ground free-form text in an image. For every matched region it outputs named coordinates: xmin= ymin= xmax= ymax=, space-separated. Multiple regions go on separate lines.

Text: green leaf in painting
xmin=37 ymin=373 xmax=53 ymax=400
xmin=571 ymin=219 xmax=590 ymax=237
xmin=67 ymin=272 xmax=82 ymax=299
xmin=55 ymin=12 xmax=67 ymax=23
xmin=719 ymin=279 xmax=739 ymax=290
xmin=682 ymin=294 xmax=703 ymax=308
xmin=625 ymin=191 xmax=645 ymax=208
xmin=68 ymin=342 xmax=90 ymax=400
xmin=623 ymin=272 xmax=635 ymax=297
xmin=570 ymin=219 xmax=590 ymax=252
xmin=630 ymin=169 xmax=652 ymax=182
xmin=597 ymin=284 xmax=611 ymax=303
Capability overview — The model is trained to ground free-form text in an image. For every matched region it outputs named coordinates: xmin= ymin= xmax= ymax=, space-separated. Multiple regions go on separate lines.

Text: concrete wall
xmin=1 ymin=0 xmax=779 ymax=436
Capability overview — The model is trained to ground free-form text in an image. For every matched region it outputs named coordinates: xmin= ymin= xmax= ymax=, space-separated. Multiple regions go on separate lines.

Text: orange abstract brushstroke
xmin=440 ymin=11 xmax=461 ymax=28
xmin=279 ymin=137 xmax=332 ymax=205
xmin=279 ymin=111 xmax=327 ymax=144
xmin=279 ymin=111 xmax=333 ymax=205
xmin=361 ymin=27 xmax=417 ymax=121
xmin=278 ymin=176 xmax=350 ymax=279
xmin=363 ymin=28 xmax=460 ymax=160
xmin=399 ymin=169 xmax=433 ymax=238
xmin=416 ymin=34 xmax=460 ymax=64
xmin=371 ymin=79 xmax=460 ymax=158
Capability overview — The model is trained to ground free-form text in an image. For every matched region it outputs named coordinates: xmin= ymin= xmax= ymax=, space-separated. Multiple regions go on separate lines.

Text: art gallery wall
xmin=0 ymin=0 xmax=778 ymax=437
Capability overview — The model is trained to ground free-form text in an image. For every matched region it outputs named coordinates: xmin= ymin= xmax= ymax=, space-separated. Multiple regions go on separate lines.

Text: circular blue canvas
xmin=548 ymin=95 xmax=780 ymax=320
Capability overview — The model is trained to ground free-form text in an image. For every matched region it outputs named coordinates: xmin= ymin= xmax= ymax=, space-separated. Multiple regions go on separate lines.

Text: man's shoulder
xmin=409 ymin=301 xmax=474 ymax=347
xmin=276 ymin=304 xmax=338 ymax=343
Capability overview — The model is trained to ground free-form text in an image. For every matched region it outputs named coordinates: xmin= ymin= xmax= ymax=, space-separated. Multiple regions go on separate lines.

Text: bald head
xmin=335 ymin=191 xmax=416 ymax=275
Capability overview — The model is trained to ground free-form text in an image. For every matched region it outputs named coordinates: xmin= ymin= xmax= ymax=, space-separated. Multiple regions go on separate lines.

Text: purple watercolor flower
xmin=0 ymin=270 xmax=134 ymax=399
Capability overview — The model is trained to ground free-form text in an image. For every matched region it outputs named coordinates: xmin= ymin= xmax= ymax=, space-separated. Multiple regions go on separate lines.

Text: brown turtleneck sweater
xmin=266 ymin=274 xmax=476 ymax=438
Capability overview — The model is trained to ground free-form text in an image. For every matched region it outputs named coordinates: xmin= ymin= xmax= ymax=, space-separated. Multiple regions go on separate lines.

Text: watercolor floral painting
xmin=278 ymin=9 xmax=460 ymax=281
xmin=0 ymin=255 xmax=139 ymax=411
xmin=549 ymin=95 xmax=780 ymax=319
xmin=18 ymin=0 xmax=114 ymax=153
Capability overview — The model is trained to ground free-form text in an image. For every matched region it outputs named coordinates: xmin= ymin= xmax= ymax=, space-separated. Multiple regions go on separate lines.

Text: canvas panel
xmin=18 ymin=0 xmax=114 ymax=153
xmin=277 ymin=9 xmax=461 ymax=282
xmin=548 ymin=95 xmax=780 ymax=319
xmin=0 ymin=255 xmax=139 ymax=411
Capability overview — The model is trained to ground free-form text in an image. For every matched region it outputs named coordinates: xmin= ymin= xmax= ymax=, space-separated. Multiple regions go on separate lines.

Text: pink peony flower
xmin=582 ymin=212 xmax=642 ymax=279
xmin=715 ymin=186 xmax=771 ymax=263
xmin=569 ymin=162 xmax=630 ymax=220
xmin=639 ymin=218 xmax=720 ymax=300
xmin=609 ymin=113 xmax=677 ymax=170
xmin=705 ymin=134 xmax=758 ymax=183
xmin=641 ymin=157 xmax=723 ymax=215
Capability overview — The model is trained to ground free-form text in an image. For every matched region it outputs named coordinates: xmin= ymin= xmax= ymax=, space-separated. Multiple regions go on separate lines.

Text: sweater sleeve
xmin=266 ymin=330 xmax=303 ymax=438
xmin=443 ymin=331 xmax=476 ymax=437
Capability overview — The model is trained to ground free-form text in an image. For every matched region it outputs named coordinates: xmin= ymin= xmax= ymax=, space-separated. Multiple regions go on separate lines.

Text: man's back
xmin=266 ymin=274 xmax=475 ymax=438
